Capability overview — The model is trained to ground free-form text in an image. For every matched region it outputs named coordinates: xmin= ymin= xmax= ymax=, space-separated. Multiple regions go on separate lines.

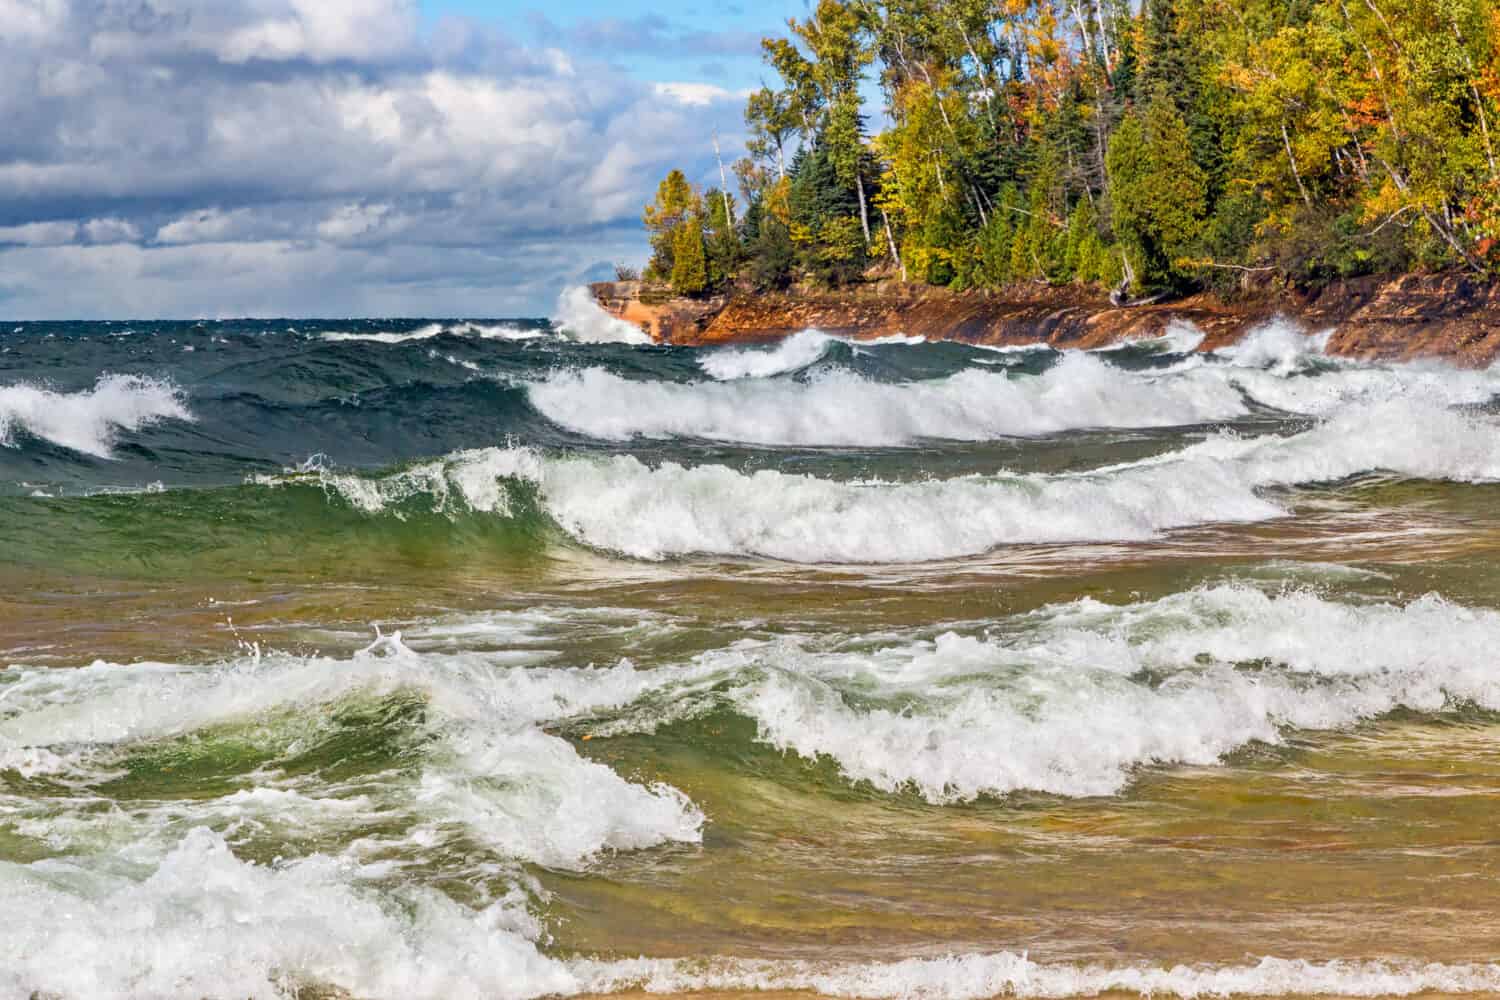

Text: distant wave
xmin=528 ymin=319 xmax=1500 ymax=447
xmin=0 ymin=374 xmax=191 ymax=458
xmin=320 ymin=321 xmax=544 ymax=344
xmin=529 ymin=352 xmax=1250 ymax=446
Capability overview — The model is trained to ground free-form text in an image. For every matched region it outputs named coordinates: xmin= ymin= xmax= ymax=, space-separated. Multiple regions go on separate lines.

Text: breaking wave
xmin=530 ymin=352 xmax=1251 ymax=446
xmin=0 ymin=374 xmax=192 ymax=458
xmin=320 ymin=322 xmax=544 ymax=344
xmin=7 ymin=584 xmax=1500 ymax=995
xmin=279 ymin=396 xmax=1500 ymax=563
xmin=551 ymin=286 xmax=652 ymax=345
xmin=529 ymin=322 xmax=1500 ymax=447
xmin=709 ymin=583 xmax=1500 ymax=800
xmin=698 ymin=328 xmax=838 ymax=379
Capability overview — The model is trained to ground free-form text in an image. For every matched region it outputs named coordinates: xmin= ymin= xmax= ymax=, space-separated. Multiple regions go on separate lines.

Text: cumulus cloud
xmin=0 ymin=0 xmax=751 ymax=317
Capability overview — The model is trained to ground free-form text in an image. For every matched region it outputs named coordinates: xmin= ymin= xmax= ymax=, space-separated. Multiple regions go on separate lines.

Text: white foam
xmin=856 ymin=332 xmax=928 ymax=346
xmin=715 ymin=582 xmax=1500 ymax=800
xmin=551 ymin=286 xmax=653 ymax=345
xmin=320 ymin=322 xmax=542 ymax=344
xmin=0 ymin=826 xmax=578 ymax=1000
xmin=11 ymin=829 xmax=1492 ymax=999
xmin=698 ymin=328 xmax=837 ymax=379
xmin=0 ymin=637 xmax=704 ymax=869
xmin=530 ymin=352 xmax=1250 ymax=446
xmin=579 ymin=952 xmax=1500 ymax=998
xmin=1092 ymin=318 xmax=1206 ymax=355
xmin=0 ymin=373 xmax=191 ymax=458
xmin=295 ymin=396 xmax=1500 ymax=563
xmin=1214 ymin=319 xmax=1335 ymax=373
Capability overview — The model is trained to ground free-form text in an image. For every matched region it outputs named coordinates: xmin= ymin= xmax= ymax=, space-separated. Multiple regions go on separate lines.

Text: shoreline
xmin=590 ymin=273 xmax=1500 ymax=365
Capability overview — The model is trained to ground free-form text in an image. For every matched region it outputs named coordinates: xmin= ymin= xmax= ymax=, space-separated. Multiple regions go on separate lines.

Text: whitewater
xmin=5 ymin=310 xmax=1500 ymax=999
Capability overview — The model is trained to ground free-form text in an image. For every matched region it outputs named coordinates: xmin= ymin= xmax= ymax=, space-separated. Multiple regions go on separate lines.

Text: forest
xmin=638 ymin=0 xmax=1500 ymax=300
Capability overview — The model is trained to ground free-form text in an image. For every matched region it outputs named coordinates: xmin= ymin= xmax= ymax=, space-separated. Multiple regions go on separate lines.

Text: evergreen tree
xmin=1106 ymin=92 xmax=1207 ymax=289
xmin=670 ymin=218 xmax=709 ymax=295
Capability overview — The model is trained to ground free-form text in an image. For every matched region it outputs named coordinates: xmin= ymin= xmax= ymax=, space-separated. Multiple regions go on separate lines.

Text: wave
xmin=9 ymin=585 xmax=1500 ymax=996
xmin=1184 ymin=320 xmax=1500 ymax=414
xmin=698 ymin=328 xmax=838 ymax=379
xmin=551 ymin=286 xmax=652 ymax=345
xmin=320 ymin=322 xmax=544 ymax=344
xmin=529 ymin=320 xmax=1500 ymax=447
xmin=1093 ymin=317 xmax=1206 ymax=356
xmin=0 ymin=374 xmax=191 ymax=458
xmin=269 ymin=396 xmax=1500 ymax=564
xmin=1213 ymin=319 xmax=1334 ymax=372
xmin=9 ymin=824 xmax=1494 ymax=1000
xmin=529 ymin=352 xmax=1251 ymax=446
xmin=583 ymin=953 xmax=1500 ymax=998
xmin=712 ymin=582 xmax=1500 ymax=800
xmin=0 ymin=622 xmax=703 ymax=868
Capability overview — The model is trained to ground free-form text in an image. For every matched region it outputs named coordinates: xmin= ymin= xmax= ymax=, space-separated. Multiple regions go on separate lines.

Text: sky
xmin=0 ymin=0 xmax=807 ymax=319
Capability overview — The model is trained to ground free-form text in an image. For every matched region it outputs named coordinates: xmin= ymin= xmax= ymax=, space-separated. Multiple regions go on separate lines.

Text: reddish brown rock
xmin=589 ymin=273 xmax=1500 ymax=365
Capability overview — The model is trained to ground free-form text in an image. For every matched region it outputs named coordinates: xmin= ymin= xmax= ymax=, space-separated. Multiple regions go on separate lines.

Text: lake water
xmin=3 ymin=316 xmax=1500 ymax=998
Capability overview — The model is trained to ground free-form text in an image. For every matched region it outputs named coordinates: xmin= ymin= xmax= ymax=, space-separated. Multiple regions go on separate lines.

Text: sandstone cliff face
xmin=589 ymin=274 xmax=1500 ymax=365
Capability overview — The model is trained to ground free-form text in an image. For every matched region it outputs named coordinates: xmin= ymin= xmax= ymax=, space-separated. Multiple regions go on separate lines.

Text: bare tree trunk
xmin=1452 ymin=21 xmax=1498 ymax=178
xmin=1095 ymin=0 xmax=1115 ymax=74
xmin=1280 ymin=119 xmax=1313 ymax=208
xmin=855 ymin=173 xmax=872 ymax=244
xmin=712 ymin=130 xmax=735 ymax=225
xmin=882 ymin=207 xmax=906 ymax=281
xmin=967 ymin=184 xmax=989 ymax=226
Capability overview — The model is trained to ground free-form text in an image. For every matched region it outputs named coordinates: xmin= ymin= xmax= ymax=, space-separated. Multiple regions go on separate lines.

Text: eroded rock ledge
xmin=591 ymin=274 xmax=1500 ymax=365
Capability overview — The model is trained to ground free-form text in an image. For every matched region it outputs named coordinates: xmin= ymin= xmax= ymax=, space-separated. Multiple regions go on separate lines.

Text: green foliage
xmin=647 ymin=0 xmax=1500 ymax=295
xmin=1107 ymin=95 xmax=1208 ymax=290
xmin=643 ymin=169 xmax=701 ymax=282
xmin=703 ymin=188 xmax=742 ymax=287
xmin=669 ymin=218 xmax=709 ymax=295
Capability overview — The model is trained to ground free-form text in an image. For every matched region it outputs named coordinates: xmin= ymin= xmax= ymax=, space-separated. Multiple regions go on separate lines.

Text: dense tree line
xmin=642 ymin=0 xmax=1500 ymax=299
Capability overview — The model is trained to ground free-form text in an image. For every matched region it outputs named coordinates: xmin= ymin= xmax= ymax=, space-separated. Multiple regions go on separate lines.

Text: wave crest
xmin=0 ymin=374 xmax=191 ymax=458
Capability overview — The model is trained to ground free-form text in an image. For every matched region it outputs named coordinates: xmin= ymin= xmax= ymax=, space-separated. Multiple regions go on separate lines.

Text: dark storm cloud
xmin=0 ymin=0 xmax=748 ymax=318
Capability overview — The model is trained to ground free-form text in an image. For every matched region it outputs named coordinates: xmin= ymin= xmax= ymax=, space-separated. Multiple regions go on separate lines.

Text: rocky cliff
xmin=590 ymin=274 xmax=1500 ymax=365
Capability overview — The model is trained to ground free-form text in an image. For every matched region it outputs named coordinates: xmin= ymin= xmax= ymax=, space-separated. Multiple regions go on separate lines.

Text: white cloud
xmin=215 ymin=0 xmax=418 ymax=64
xmin=81 ymin=217 xmax=139 ymax=244
xmin=0 ymin=220 xmax=77 ymax=246
xmin=317 ymin=202 xmax=396 ymax=242
xmin=0 ymin=0 xmax=751 ymax=316
xmin=653 ymin=81 xmax=749 ymax=106
xmin=155 ymin=209 xmax=262 ymax=246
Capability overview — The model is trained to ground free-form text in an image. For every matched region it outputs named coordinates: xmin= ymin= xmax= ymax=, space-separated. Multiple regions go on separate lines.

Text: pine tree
xmin=670 ymin=219 xmax=709 ymax=295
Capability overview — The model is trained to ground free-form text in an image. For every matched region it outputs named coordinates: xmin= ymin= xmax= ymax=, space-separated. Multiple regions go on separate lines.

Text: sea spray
xmin=551 ymin=286 xmax=653 ymax=345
